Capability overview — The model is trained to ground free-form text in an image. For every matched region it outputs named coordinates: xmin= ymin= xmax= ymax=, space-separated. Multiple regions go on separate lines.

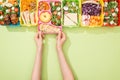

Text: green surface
xmin=0 ymin=26 xmax=120 ymax=80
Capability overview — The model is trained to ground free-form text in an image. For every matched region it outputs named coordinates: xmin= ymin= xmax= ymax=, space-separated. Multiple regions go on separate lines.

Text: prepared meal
xmin=103 ymin=0 xmax=119 ymax=26
xmin=63 ymin=0 xmax=79 ymax=27
xmin=0 ymin=0 xmax=20 ymax=26
xmin=81 ymin=0 xmax=103 ymax=27
xmin=20 ymin=0 xmax=37 ymax=26
xmin=38 ymin=0 xmax=62 ymax=34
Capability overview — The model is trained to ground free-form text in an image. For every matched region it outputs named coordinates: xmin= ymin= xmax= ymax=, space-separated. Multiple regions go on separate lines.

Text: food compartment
xmin=103 ymin=0 xmax=119 ymax=26
xmin=38 ymin=0 xmax=62 ymax=34
xmin=63 ymin=0 xmax=79 ymax=27
xmin=20 ymin=0 xmax=37 ymax=26
xmin=0 ymin=0 xmax=20 ymax=26
xmin=50 ymin=1 xmax=62 ymax=26
xmin=38 ymin=1 xmax=51 ymax=23
xmin=81 ymin=0 xmax=103 ymax=27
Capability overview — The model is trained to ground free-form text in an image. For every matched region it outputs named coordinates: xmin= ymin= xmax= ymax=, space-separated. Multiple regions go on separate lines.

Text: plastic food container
xmin=38 ymin=0 xmax=62 ymax=34
xmin=20 ymin=0 xmax=38 ymax=27
xmin=103 ymin=0 xmax=119 ymax=27
xmin=0 ymin=0 xmax=20 ymax=26
xmin=62 ymin=0 xmax=79 ymax=27
xmin=81 ymin=0 xmax=103 ymax=27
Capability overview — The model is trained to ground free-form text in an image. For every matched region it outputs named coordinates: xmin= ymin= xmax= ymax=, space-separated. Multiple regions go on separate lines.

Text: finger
xmin=38 ymin=31 xmax=42 ymax=39
xmin=61 ymin=32 xmax=66 ymax=41
xmin=57 ymin=31 xmax=62 ymax=40
xmin=42 ymin=34 xmax=44 ymax=39
xmin=35 ymin=32 xmax=39 ymax=40
xmin=41 ymin=32 xmax=45 ymax=39
xmin=61 ymin=32 xmax=66 ymax=38
xmin=56 ymin=33 xmax=58 ymax=40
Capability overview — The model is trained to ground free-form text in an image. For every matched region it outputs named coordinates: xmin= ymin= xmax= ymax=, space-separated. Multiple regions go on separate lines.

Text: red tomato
xmin=55 ymin=2 xmax=59 ymax=6
xmin=14 ymin=8 xmax=19 ymax=12
xmin=111 ymin=9 xmax=115 ymax=12
xmin=105 ymin=12 xmax=109 ymax=16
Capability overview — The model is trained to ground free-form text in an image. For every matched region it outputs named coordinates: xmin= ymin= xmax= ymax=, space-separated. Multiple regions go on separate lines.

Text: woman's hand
xmin=56 ymin=31 xmax=74 ymax=80
xmin=35 ymin=31 xmax=44 ymax=49
xmin=32 ymin=31 xmax=44 ymax=80
xmin=56 ymin=31 xmax=66 ymax=50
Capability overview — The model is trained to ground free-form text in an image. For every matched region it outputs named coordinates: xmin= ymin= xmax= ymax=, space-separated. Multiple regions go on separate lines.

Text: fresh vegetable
xmin=50 ymin=1 xmax=61 ymax=26
xmin=0 ymin=0 xmax=19 ymax=25
xmin=105 ymin=12 xmax=109 ymax=16
xmin=14 ymin=7 xmax=19 ymax=12
xmin=82 ymin=2 xmax=101 ymax=16
xmin=81 ymin=1 xmax=102 ymax=26
xmin=103 ymin=0 xmax=119 ymax=26
xmin=63 ymin=1 xmax=79 ymax=13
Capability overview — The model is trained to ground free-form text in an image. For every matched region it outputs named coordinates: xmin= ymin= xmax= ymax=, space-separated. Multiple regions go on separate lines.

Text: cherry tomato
xmin=55 ymin=2 xmax=59 ymax=6
xmin=14 ymin=8 xmax=19 ymax=12
xmin=111 ymin=9 xmax=115 ymax=12
xmin=105 ymin=12 xmax=109 ymax=16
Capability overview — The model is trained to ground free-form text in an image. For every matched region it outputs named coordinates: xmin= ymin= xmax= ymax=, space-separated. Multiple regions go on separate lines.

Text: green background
xmin=0 ymin=26 xmax=120 ymax=80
